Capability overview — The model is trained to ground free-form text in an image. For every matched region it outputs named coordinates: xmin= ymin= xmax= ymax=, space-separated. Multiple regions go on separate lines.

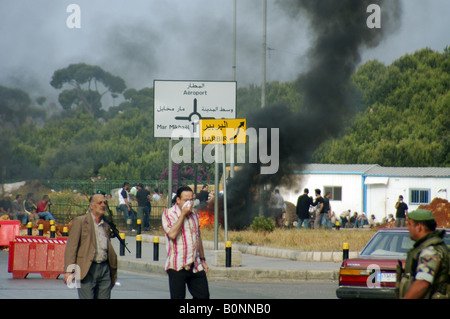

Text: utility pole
xmin=259 ymin=0 xmax=267 ymax=217
xmin=230 ymin=0 xmax=237 ymax=179
xmin=261 ymin=0 xmax=267 ymax=109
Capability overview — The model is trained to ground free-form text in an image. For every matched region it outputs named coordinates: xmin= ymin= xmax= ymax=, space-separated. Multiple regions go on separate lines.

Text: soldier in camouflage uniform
xmin=397 ymin=209 xmax=449 ymax=299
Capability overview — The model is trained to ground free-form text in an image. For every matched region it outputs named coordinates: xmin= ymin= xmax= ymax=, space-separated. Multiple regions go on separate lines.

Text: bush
xmin=250 ymin=216 xmax=275 ymax=232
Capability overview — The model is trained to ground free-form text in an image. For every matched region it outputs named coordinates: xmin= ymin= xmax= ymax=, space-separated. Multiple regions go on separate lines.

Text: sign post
xmin=200 ymin=119 xmax=246 ymax=243
xmin=154 ymin=80 xmax=237 ymax=249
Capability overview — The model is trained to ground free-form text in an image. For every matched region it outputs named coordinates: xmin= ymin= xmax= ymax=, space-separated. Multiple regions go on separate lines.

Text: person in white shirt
xmin=118 ymin=182 xmax=134 ymax=231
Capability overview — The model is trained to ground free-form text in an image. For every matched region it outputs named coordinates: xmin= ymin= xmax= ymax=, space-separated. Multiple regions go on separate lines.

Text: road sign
xmin=200 ymin=119 xmax=246 ymax=144
xmin=154 ymin=80 xmax=236 ymax=138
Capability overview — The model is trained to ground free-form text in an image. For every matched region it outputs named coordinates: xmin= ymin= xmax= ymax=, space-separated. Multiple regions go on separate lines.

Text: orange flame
xmin=199 ymin=209 xmax=215 ymax=228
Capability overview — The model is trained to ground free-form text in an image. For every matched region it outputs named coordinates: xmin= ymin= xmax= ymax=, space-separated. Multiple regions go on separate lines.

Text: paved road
xmin=0 ymin=250 xmax=337 ymax=299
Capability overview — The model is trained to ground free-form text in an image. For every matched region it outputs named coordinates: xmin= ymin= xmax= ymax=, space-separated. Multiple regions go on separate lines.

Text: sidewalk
xmin=113 ymin=234 xmax=348 ymax=282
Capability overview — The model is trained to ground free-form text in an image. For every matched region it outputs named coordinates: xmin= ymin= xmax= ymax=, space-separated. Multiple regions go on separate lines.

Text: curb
xmin=117 ymin=259 xmax=339 ymax=282
xmin=206 ymin=268 xmax=339 ymax=282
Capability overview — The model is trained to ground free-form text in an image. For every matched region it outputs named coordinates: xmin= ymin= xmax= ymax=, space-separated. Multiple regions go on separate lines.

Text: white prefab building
xmin=279 ymin=164 xmax=450 ymax=223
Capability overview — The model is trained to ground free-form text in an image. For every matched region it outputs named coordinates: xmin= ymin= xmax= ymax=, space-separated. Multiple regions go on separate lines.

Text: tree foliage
xmin=50 ymin=63 xmax=126 ymax=117
xmin=1 ymin=47 xmax=449 ymax=182
xmin=0 ymin=86 xmax=46 ymax=129
xmin=313 ymin=48 xmax=450 ymax=167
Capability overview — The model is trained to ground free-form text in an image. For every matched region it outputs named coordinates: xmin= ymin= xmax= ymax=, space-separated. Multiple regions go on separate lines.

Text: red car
xmin=336 ymin=228 xmax=450 ymax=299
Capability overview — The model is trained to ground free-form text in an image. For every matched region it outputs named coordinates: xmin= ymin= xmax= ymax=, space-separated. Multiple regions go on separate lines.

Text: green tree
xmin=50 ymin=63 xmax=126 ymax=117
xmin=0 ymin=86 xmax=46 ymax=129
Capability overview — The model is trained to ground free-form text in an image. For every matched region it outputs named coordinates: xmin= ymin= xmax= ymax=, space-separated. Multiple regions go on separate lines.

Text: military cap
xmin=407 ymin=209 xmax=435 ymax=221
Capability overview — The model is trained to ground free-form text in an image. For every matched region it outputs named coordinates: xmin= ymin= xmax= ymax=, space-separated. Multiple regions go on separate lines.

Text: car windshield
xmin=361 ymin=230 xmax=450 ymax=257
xmin=360 ymin=231 xmax=413 ymax=257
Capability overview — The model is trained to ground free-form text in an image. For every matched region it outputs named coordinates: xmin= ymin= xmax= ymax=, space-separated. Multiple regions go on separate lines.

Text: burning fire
xmin=199 ymin=209 xmax=215 ymax=228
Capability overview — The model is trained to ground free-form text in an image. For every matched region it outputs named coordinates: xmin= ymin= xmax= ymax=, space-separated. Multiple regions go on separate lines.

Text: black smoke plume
xmin=227 ymin=0 xmax=402 ymax=229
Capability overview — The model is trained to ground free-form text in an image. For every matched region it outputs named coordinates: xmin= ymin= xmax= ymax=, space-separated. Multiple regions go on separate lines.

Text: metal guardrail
xmin=41 ymin=179 xmax=170 ymax=196
xmin=40 ymin=178 xmax=208 ymax=196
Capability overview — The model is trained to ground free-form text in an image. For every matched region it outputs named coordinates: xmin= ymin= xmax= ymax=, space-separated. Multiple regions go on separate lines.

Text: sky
xmin=0 ymin=0 xmax=449 ymax=106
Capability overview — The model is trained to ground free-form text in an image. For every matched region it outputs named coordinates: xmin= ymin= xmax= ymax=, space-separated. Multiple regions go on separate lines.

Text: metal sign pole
xmin=222 ymin=144 xmax=228 ymax=242
xmin=168 ymin=138 xmax=172 ymax=208
xmin=214 ymin=144 xmax=219 ymax=250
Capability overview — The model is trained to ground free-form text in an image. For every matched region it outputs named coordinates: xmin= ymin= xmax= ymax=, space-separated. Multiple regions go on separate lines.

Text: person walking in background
xmin=296 ymin=188 xmax=313 ymax=229
xmin=144 ymin=185 xmax=152 ymax=231
xmin=322 ymin=192 xmax=332 ymax=229
xmin=136 ymin=183 xmax=151 ymax=231
xmin=162 ymin=186 xmax=209 ymax=299
xmin=196 ymin=184 xmax=211 ymax=209
xmin=118 ymin=182 xmax=134 ymax=231
xmin=313 ymin=189 xmax=324 ymax=229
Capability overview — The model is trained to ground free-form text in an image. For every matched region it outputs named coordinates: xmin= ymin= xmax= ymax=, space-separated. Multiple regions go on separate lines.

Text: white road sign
xmin=154 ymin=80 xmax=237 ymax=138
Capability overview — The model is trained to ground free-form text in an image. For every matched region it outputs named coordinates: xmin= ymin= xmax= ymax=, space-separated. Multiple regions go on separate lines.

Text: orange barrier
xmin=8 ymin=236 xmax=67 ymax=279
xmin=0 ymin=220 xmax=20 ymax=247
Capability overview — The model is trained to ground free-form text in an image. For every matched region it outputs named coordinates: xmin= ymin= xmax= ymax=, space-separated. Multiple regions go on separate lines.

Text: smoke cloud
xmin=226 ymin=0 xmax=402 ymax=229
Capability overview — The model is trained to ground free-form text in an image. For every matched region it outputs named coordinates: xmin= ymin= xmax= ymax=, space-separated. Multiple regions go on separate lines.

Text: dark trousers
xmin=78 ymin=262 xmax=112 ymax=299
xmin=167 ymin=267 xmax=210 ymax=299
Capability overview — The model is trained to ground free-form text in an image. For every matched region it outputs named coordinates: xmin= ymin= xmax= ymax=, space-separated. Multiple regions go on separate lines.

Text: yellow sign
xmin=200 ymin=119 xmax=246 ymax=144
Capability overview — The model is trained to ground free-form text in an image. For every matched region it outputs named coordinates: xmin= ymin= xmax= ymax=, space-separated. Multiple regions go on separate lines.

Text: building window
xmin=410 ymin=189 xmax=430 ymax=205
xmin=324 ymin=186 xmax=342 ymax=201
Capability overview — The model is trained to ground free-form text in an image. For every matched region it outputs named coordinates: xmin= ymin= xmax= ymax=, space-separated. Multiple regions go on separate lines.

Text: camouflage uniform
xmin=416 ymin=245 xmax=444 ymax=284
xmin=397 ymin=209 xmax=449 ymax=299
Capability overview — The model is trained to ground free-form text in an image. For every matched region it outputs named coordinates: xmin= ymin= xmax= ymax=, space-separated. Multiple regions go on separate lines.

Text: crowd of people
xmin=295 ymin=188 xmax=335 ymax=229
xmin=117 ymin=182 xmax=164 ymax=232
xmin=0 ymin=193 xmax=56 ymax=225
xmin=295 ymin=189 xmax=408 ymax=230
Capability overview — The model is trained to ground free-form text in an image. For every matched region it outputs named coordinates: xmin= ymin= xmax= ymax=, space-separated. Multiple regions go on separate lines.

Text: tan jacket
xmin=64 ymin=212 xmax=118 ymax=286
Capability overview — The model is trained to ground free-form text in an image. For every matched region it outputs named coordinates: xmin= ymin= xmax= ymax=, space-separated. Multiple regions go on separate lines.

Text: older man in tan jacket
xmin=64 ymin=193 xmax=118 ymax=299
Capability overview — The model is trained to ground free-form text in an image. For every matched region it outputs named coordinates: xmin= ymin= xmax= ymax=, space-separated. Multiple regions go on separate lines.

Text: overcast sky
xmin=1 ymin=0 xmax=449 ymax=104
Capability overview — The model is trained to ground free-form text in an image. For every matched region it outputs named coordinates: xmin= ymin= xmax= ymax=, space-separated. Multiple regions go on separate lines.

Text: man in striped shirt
xmin=162 ymin=186 xmax=209 ymax=299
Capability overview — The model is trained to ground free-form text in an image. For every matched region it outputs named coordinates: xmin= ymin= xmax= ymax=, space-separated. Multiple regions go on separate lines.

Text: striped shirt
xmin=162 ymin=204 xmax=203 ymax=273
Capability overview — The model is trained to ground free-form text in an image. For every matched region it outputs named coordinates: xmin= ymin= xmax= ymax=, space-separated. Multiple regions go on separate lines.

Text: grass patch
xmin=200 ymin=228 xmax=376 ymax=252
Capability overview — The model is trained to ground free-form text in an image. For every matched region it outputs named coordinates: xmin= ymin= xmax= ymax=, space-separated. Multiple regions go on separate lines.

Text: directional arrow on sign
xmin=229 ymin=121 xmax=245 ymax=141
xmin=200 ymin=119 xmax=246 ymax=144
